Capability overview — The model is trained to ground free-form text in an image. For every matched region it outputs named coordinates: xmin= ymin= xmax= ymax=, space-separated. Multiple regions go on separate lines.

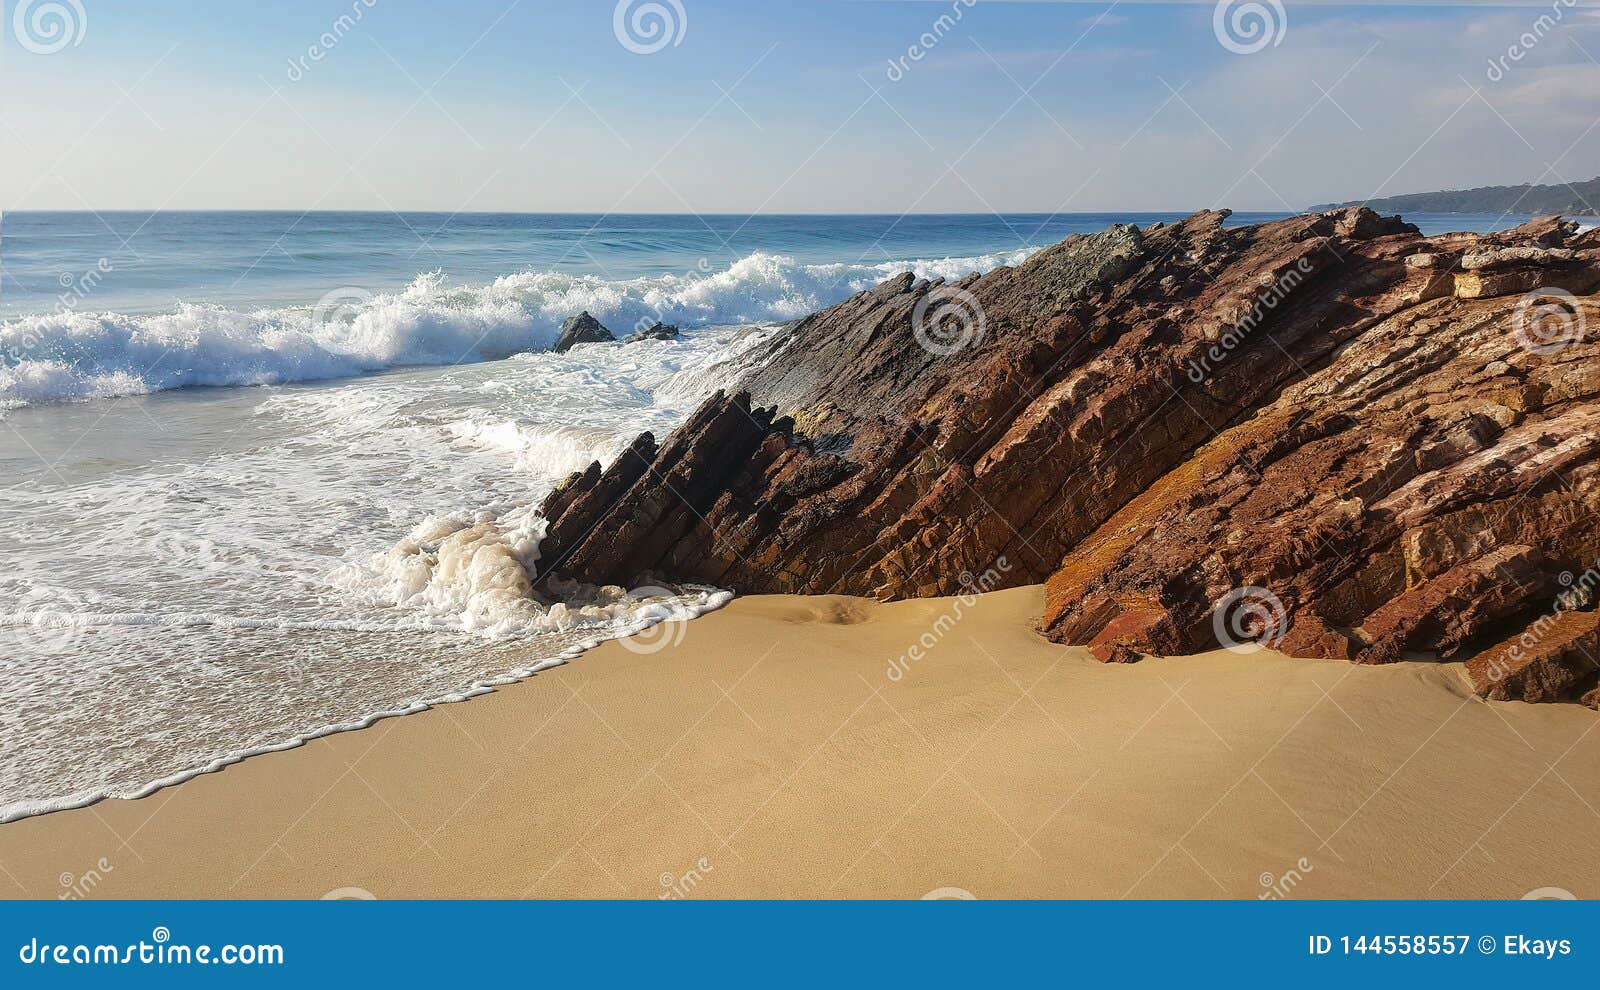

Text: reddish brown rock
xmin=1278 ymin=612 xmax=1356 ymax=662
xmin=1466 ymin=610 xmax=1600 ymax=703
xmin=1085 ymin=608 xmax=1178 ymax=664
xmin=1356 ymin=546 xmax=1557 ymax=665
xmin=530 ymin=209 xmax=1600 ymax=704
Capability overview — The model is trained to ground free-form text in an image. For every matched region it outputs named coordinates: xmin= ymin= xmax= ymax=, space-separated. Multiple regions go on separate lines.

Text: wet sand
xmin=2 ymin=586 xmax=1595 ymax=899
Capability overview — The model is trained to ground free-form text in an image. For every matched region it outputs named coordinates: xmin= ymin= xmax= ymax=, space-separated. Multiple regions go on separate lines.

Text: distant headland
xmin=1313 ymin=176 xmax=1600 ymax=217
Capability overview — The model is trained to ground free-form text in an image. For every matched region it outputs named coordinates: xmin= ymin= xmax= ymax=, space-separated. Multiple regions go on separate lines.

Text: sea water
xmin=0 ymin=210 xmax=1544 ymax=821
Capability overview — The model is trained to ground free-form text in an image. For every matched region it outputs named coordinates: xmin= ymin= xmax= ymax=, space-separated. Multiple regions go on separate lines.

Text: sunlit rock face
xmin=532 ymin=209 xmax=1600 ymax=704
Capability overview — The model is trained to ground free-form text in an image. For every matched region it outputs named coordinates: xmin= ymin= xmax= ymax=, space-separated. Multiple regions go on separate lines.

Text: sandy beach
xmin=1 ymin=586 xmax=1595 ymax=900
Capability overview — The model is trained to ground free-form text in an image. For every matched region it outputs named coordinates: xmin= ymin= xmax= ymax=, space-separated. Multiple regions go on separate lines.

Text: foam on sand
xmin=0 ymin=245 xmax=1031 ymax=823
xmin=0 ymin=321 xmax=775 ymax=824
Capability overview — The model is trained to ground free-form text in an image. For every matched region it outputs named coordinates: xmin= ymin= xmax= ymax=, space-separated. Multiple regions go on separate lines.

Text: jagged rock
xmin=1357 ymin=546 xmax=1558 ymax=665
xmin=1466 ymin=611 xmax=1600 ymax=703
xmin=1278 ymin=612 xmax=1356 ymax=661
xmin=531 ymin=393 xmax=784 ymax=587
xmin=529 ymin=209 xmax=1600 ymax=705
xmin=1085 ymin=609 xmax=1176 ymax=664
xmin=553 ymin=311 xmax=614 ymax=353
xmin=626 ymin=322 xmax=680 ymax=343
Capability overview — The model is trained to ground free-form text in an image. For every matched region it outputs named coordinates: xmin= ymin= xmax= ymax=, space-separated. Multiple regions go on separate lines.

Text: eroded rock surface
xmin=531 ymin=209 xmax=1600 ymax=704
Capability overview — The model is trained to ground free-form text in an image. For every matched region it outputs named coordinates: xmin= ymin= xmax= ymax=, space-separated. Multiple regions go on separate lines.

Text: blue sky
xmin=2 ymin=0 xmax=1597 ymax=212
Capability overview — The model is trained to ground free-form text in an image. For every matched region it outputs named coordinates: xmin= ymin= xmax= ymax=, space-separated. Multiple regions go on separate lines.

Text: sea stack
xmin=553 ymin=311 xmax=615 ymax=353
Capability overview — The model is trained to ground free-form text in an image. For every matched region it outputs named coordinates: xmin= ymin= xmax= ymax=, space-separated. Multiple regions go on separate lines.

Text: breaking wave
xmin=0 ymin=248 xmax=1032 ymax=411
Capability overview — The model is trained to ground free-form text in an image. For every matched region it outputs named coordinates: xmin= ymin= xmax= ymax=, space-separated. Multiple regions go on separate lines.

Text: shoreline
xmin=2 ymin=586 xmax=1594 ymax=900
xmin=0 ymin=591 xmax=735 ymax=827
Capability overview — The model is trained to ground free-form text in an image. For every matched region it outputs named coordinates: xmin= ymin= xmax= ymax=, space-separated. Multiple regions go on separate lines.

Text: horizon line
xmin=0 ymin=206 xmax=1414 ymax=218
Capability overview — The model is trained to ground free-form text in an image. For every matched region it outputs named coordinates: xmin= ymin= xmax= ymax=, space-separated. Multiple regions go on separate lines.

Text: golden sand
xmin=2 ymin=587 xmax=1595 ymax=899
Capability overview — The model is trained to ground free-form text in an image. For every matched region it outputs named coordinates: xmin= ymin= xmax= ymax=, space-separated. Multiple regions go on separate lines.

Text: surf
xmin=0 ymin=249 xmax=1033 ymax=412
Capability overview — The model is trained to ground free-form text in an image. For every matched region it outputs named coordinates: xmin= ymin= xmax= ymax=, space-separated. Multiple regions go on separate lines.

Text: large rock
xmin=553 ymin=311 xmax=614 ymax=353
xmin=528 ymin=209 xmax=1600 ymax=705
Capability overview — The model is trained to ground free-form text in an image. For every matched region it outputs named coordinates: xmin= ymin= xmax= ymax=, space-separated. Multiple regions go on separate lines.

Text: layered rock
xmin=530 ymin=209 xmax=1600 ymax=705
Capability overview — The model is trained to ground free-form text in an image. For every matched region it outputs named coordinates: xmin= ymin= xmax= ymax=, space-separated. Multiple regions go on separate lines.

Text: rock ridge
xmin=531 ymin=209 xmax=1600 ymax=705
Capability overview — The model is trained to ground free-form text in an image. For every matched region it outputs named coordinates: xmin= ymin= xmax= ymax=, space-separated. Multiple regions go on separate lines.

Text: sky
xmin=1 ymin=0 xmax=1598 ymax=213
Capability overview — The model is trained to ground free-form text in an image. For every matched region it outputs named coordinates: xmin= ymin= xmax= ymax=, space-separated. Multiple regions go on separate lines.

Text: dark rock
xmin=553 ymin=311 xmax=614 ymax=353
xmin=626 ymin=322 xmax=680 ymax=343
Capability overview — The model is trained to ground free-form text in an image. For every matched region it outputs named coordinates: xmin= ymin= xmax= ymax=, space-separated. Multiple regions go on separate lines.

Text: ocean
xmin=0 ymin=209 xmax=1545 ymax=822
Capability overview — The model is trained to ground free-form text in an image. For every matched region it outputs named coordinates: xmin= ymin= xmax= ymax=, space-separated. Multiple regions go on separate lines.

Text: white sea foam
xmin=0 ymin=245 xmax=1032 ymax=824
xmin=0 ymin=249 xmax=1032 ymax=411
xmin=0 ymin=585 xmax=734 ymax=824
xmin=0 ymin=317 xmax=775 ymax=823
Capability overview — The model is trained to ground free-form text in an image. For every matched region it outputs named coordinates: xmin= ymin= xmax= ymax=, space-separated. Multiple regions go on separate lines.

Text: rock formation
xmin=626 ymin=322 xmax=680 ymax=343
xmin=531 ymin=209 xmax=1600 ymax=705
xmin=554 ymin=311 xmax=614 ymax=353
